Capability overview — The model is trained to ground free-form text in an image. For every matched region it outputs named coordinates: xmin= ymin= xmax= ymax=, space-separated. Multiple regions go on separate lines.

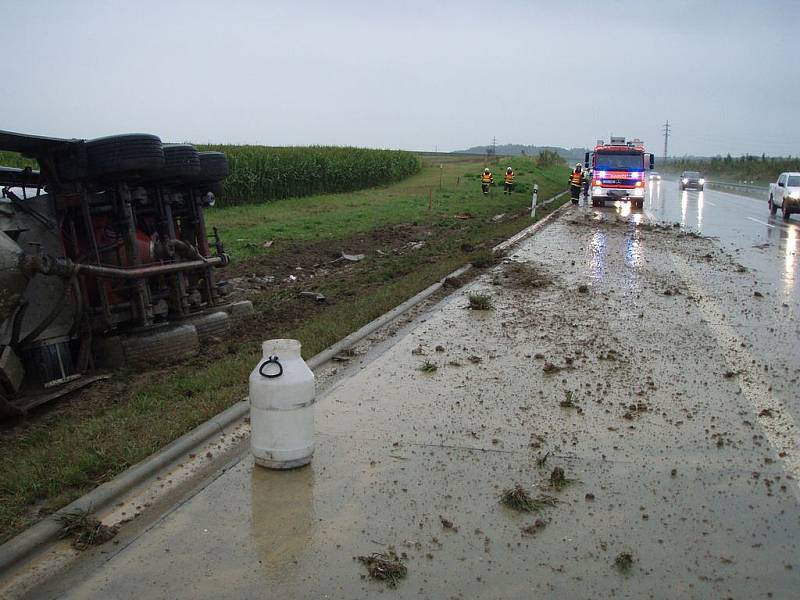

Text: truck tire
xmin=86 ymin=134 xmax=165 ymax=178
xmin=197 ymin=152 xmax=229 ymax=181
xmin=93 ymin=324 xmax=199 ymax=369
xmin=769 ymin=196 xmax=777 ymax=215
xmin=184 ymin=311 xmax=230 ymax=341
xmin=143 ymin=143 xmax=201 ymax=181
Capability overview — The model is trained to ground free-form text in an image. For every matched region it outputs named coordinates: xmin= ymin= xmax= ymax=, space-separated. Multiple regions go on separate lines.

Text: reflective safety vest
xmin=504 ymin=172 xmax=514 ymax=184
xmin=570 ymin=171 xmax=582 ymax=186
xmin=481 ymin=172 xmax=493 ymax=183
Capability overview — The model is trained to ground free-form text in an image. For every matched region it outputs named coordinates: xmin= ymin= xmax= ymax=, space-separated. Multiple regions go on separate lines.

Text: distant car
xmin=680 ymin=171 xmax=704 ymax=191
xmin=649 ymin=171 xmax=661 ymax=180
xmin=768 ymin=172 xmax=800 ymax=220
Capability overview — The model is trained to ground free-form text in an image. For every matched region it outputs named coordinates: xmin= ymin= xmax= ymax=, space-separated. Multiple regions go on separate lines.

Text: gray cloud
xmin=1 ymin=0 xmax=797 ymax=156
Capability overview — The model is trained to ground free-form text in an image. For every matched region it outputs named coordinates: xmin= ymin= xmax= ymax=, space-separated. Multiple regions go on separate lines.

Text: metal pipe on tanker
xmin=73 ymin=256 xmax=226 ymax=279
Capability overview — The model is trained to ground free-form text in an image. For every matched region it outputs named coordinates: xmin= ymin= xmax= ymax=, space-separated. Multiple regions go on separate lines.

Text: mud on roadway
xmin=28 ymin=206 xmax=800 ymax=599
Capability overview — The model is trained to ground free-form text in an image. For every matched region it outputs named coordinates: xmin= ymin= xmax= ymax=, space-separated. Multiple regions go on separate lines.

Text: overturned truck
xmin=0 ymin=130 xmax=249 ymax=417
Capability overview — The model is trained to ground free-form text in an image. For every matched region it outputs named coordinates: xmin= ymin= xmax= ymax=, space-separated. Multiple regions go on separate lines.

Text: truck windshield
xmin=595 ymin=152 xmax=643 ymax=170
xmin=788 ymin=176 xmax=800 ymax=186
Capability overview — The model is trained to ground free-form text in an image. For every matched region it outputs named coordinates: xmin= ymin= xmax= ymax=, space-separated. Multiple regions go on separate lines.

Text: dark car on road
xmin=680 ymin=171 xmax=705 ymax=191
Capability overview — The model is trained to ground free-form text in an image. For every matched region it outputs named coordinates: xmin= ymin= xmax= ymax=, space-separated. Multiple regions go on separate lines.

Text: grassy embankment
xmin=664 ymin=155 xmax=800 ymax=185
xmin=0 ymin=151 xmax=568 ymax=542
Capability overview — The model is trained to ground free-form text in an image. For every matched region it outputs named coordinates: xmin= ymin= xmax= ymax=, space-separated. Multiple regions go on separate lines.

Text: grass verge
xmin=0 ymin=155 xmax=567 ymax=542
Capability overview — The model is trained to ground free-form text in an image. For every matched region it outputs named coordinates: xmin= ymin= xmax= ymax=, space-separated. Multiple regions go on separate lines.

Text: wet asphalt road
xmin=593 ymin=180 xmax=800 ymax=424
xmin=16 ymin=196 xmax=800 ymax=600
xmin=644 ymin=178 xmax=798 ymax=303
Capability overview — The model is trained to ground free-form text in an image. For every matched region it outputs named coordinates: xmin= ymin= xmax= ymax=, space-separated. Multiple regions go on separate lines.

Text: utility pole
xmin=486 ymin=137 xmax=497 ymax=163
xmin=662 ymin=120 xmax=671 ymax=164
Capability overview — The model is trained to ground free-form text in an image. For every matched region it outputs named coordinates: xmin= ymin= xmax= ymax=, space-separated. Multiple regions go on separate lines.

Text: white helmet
xmin=484 ymin=168 xmax=490 ymax=173
xmin=575 ymin=163 xmax=581 ymax=169
xmin=506 ymin=167 xmax=512 ymax=172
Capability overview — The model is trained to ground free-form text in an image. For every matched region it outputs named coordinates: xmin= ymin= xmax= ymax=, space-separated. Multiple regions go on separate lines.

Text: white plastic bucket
xmin=249 ymin=339 xmax=315 ymax=469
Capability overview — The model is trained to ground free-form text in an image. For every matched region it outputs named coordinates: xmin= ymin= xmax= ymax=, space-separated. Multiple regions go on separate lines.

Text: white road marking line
xmin=746 ymin=217 xmax=775 ymax=228
xmin=672 ymin=254 xmax=800 ymax=501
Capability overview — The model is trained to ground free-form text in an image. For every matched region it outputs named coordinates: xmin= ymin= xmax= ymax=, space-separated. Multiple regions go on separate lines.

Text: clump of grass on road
xmin=467 ymin=292 xmax=494 ymax=310
xmin=418 ymin=360 xmax=438 ymax=373
xmin=500 ymin=484 xmax=559 ymax=513
xmin=356 ymin=551 xmax=408 ymax=587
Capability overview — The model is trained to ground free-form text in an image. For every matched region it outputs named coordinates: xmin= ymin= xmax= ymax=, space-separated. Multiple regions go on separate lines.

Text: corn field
xmin=198 ymin=145 xmax=421 ymax=206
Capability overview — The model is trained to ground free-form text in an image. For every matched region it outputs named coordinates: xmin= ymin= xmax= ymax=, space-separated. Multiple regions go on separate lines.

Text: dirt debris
xmin=57 ymin=510 xmax=118 ymax=551
xmin=614 ymin=551 xmax=635 ymax=572
xmin=443 ymin=275 xmax=464 ymax=289
xmin=356 ymin=551 xmax=408 ymax=587
xmin=499 ymin=261 xmax=553 ymax=289
xmin=520 ymin=518 xmax=548 ymax=536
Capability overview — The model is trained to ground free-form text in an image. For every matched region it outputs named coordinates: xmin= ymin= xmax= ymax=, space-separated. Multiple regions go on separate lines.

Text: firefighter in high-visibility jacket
xmin=503 ymin=167 xmax=514 ymax=195
xmin=480 ymin=168 xmax=494 ymax=195
xmin=569 ymin=164 xmax=583 ymax=204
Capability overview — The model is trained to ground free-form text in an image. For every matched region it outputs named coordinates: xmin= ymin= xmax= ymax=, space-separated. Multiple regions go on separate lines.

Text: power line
xmin=662 ymin=120 xmax=671 ymax=163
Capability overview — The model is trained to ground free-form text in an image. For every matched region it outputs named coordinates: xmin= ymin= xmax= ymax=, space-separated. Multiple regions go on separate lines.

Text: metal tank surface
xmin=0 ymin=130 xmax=239 ymax=416
xmin=249 ymin=339 xmax=316 ymax=469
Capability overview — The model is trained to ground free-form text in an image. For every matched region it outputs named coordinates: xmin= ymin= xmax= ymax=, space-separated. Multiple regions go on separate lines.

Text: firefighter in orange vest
xmin=503 ymin=167 xmax=514 ymax=195
xmin=569 ymin=163 xmax=583 ymax=204
xmin=480 ymin=168 xmax=494 ymax=195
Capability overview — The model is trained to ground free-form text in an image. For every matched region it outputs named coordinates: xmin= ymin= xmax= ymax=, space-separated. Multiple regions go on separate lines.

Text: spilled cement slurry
xmin=25 ymin=206 xmax=800 ymax=599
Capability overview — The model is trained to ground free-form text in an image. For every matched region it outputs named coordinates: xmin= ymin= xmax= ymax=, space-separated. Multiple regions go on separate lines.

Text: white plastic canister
xmin=249 ymin=339 xmax=315 ymax=469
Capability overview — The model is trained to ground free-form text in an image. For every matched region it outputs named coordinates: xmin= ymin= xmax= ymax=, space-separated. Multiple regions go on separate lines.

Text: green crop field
xmin=198 ymin=145 xmax=421 ymax=206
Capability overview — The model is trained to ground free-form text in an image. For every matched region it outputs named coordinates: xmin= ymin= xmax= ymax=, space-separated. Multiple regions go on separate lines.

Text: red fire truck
xmin=584 ymin=137 xmax=654 ymax=209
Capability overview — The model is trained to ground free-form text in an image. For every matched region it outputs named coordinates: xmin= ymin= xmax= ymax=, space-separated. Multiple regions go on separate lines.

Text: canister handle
xmin=259 ymin=355 xmax=283 ymax=378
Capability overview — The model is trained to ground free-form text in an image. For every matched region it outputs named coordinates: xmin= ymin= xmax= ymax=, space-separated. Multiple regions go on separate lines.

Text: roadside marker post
xmin=531 ymin=184 xmax=539 ymax=218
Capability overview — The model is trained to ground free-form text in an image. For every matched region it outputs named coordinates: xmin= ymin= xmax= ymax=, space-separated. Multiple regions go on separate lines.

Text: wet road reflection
xmin=251 ymin=464 xmax=314 ymax=580
xmin=587 ymin=230 xmax=606 ymax=281
xmin=643 ymin=178 xmax=799 ymax=301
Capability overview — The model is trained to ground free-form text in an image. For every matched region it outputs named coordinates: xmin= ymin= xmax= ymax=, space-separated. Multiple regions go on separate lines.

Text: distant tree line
xmin=664 ymin=154 xmax=800 ymax=183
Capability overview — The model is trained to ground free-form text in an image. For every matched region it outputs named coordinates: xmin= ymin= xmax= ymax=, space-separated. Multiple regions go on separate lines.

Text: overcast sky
xmin=2 ymin=0 xmax=797 ymax=157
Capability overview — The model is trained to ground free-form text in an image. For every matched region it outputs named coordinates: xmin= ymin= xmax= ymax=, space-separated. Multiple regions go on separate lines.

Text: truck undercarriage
xmin=0 ymin=130 xmax=247 ymax=417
